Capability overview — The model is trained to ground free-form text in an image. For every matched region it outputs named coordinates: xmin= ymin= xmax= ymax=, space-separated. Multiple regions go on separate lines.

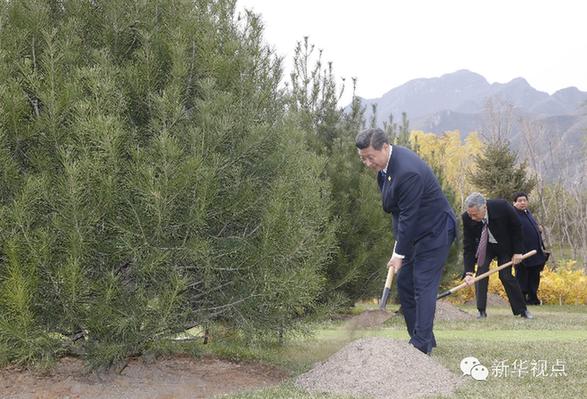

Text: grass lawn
xmin=210 ymin=304 xmax=587 ymax=399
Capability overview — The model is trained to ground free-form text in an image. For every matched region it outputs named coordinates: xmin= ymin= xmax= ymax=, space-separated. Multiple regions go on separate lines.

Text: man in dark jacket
xmin=356 ymin=128 xmax=456 ymax=354
xmin=462 ymin=192 xmax=532 ymax=319
xmin=512 ymin=192 xmax=548 ymax=305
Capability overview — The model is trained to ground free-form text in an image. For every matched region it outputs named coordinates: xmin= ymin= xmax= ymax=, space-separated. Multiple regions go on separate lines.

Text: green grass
xmin=210 ymin=304 xmax=587 ymax=399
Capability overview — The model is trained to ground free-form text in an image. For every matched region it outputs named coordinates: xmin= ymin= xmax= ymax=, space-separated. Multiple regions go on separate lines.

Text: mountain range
xmin=355 ymin=70 xmax=587 ymax=183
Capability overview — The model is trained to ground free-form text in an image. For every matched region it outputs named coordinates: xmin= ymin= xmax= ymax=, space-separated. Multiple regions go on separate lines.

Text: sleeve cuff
xmin=392 ymin=242 xmax=405 ymax=259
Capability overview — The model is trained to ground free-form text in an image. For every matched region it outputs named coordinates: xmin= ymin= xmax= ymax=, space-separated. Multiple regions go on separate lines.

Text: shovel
xmin=343 ymin=265 xmax=396 ymax=331
xmin=436 ymin=250 xmax=537 ymax=300
xmin=379 ymin=266 xmax=396 ymax=310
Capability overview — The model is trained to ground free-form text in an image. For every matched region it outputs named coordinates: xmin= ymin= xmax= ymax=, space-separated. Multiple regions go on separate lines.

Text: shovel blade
xmin=379 ymin=287 xmax=391 ymax=310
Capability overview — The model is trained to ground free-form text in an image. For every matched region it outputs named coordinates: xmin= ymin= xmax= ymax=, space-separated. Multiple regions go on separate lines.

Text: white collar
xmin=383 ymin=144 xmax=393 ymax=174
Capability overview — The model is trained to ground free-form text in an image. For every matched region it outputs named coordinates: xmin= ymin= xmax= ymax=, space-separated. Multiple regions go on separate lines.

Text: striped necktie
xmin=476 ymin=220 xmax=489 ymax=266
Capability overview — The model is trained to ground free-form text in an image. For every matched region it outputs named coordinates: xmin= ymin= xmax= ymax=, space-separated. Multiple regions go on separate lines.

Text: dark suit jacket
xmin=378 ymin=145 xmax=455 ymax=257
xmin=462 ymin=199 xmax=524 ymax=275
xmin=515 ymin=208 xmax=547 ymax=267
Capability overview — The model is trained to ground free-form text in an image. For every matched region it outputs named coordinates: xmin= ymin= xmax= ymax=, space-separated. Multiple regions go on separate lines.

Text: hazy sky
xmin=236 ymin=0 xmax=587 ymax=105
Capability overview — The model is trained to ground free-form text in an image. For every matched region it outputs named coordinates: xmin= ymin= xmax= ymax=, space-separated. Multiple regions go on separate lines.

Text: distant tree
xmin=468 ymin=138 xmax=536 ymax=200
xmin=384 ymin=112 xmax=411 ymax=148
xmin=469 ymin=97 xmax=537 ymax=199
xmin=369 ymin=104 xmax=378 ymax=128
xmin=481 ymin=97 xmax=515 ymax=142
xmin=520 ymin=116 xmax=587 ymax=266
xmin=412 ymin=130 xmax=483 ymax=209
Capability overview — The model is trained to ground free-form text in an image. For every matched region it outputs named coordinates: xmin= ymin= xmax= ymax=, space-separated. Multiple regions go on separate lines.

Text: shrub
xmin=446 ymin=259 xmax=587 ymax=305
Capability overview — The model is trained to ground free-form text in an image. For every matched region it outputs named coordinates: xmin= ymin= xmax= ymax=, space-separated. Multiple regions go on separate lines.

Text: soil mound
xmin=344 ymin=309 xmax=396 ymax=329
xmin=435 ymin=300 xmax=474 ymax=321
xmin=296 ymin=337 xmax=462 ymax=399
xmin=465 ymin=293 xmax=508 ymax=307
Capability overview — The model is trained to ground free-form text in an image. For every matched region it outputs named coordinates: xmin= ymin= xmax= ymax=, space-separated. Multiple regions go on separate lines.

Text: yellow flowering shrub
xmin=539 ymin=261 xmax=587 ymax=305
xmin=446 ymin=259 xmax=587 ymax=305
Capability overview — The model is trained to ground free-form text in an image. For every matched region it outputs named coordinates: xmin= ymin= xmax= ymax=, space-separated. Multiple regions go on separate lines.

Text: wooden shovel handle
xmin=437 ymin=250 xmax=537 ymax=300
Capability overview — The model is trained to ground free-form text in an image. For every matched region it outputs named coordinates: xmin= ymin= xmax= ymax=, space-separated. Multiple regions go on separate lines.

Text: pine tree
xmin=0 ymin=0 xmax=334 ymax=367
xmin=384 ymin=112 xmax=411 ymax=148
xmin=468 ymin=138 xmax=537 ymax=200
xmin=289 ymin=41 xmax=393 ymax=303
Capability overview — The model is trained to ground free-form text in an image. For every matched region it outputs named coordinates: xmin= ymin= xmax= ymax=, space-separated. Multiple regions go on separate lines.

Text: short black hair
xmin=512 ymin=192 xmax=528 ymax=202
xmin=355 ymin=128 xmax=389 ymax=150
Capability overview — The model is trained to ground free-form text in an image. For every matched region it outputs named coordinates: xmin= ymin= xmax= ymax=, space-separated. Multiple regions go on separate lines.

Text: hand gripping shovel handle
xmin=379 ymin=266 xmax=395 ymax=310
xmin=436 ymin=250 xmax=537 ymax=300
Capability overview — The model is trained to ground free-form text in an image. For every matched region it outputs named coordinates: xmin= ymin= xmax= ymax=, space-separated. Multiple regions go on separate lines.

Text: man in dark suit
xmin=512 ymin=192 xmax=548 ymax=305
xmin=356 ymin=128 xmax=456 ymax=354
xmin=462 ymin=192 xmax=532 ymax=319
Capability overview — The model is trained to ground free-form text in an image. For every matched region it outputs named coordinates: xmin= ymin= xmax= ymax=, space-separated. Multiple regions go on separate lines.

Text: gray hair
xmin=465 ymin=192 xmax=486 ymax=209
xmin=355 ymin=128 xmax=389 ymax=150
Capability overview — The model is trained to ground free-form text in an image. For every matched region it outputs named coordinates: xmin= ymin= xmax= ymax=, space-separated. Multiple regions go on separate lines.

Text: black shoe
xmin=520 ymin=310 xmax=534 ymax=319
xmin=477 ymin=310 xmax=487 ymax=319
xmin=410 ymin=343 xmax=432 ymax=356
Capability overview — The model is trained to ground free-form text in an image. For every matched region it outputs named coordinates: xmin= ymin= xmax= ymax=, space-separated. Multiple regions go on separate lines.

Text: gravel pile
xmin=296 ymin=337 xmax=462 ymax=399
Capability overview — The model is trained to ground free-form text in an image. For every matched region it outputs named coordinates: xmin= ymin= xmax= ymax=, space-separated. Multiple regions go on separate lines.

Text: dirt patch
xmin=343 ymin=309 xmax=396 ymax=329
xmin=296 ymin=337 xmax=462 ymax=399
xmin=0 ymin=356 xmax=287 ymax=399
xmin=435 ymin=300 xmax=474 ymax=321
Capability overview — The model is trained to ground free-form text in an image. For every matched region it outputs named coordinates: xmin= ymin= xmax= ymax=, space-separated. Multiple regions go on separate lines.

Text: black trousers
xmin=475 ymin=244 xmax=527 ymax=315
xmin=515 ymin=264 xmax=544 ymax=305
